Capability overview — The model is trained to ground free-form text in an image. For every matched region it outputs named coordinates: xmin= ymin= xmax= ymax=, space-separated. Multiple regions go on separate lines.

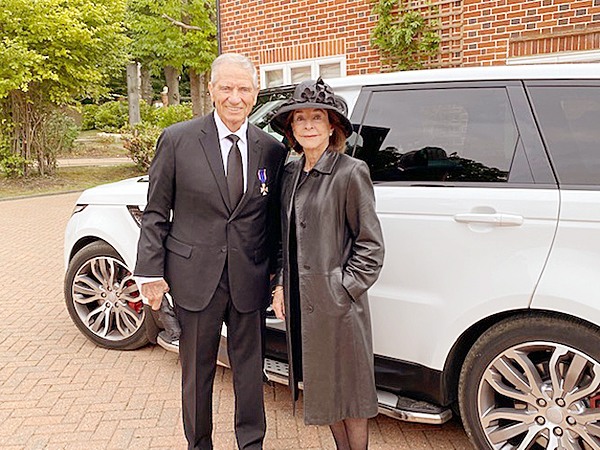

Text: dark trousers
xmin=177 ymin=268 xmax=266 ymax=450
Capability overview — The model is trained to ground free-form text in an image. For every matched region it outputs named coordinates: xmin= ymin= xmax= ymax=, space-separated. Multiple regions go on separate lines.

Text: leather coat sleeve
xmin=272 ymin=244 xmax=284 ymax=288
xmin=342 ymin=161 xmax=385 ymax=301
xmin=134 ymin=129 xmax=175 ymax=277
xmin=268 ymin=150 xmax=287 ymax=278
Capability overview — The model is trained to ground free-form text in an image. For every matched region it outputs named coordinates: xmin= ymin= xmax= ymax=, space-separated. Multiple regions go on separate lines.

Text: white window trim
xmin=507 ymin=49 xmax=600 ymax=65
xmin=260 ymin=56 xmax=347 ymax=88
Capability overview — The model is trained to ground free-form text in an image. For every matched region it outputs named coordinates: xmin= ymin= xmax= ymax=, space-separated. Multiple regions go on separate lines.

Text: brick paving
xmin=0 ymin=192 xmax=473 ymax=449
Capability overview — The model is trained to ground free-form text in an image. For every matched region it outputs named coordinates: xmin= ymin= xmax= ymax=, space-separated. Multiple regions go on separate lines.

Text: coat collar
xmin=307 ymin=149 xmax=340 ymax=175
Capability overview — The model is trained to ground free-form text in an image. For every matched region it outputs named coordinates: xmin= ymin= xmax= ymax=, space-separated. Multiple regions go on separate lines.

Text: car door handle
xmin=454 ymin=213 xmax=524 ymax=226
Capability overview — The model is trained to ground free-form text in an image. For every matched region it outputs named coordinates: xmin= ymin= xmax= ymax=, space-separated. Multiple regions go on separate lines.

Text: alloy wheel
xmin=478 ymin=341 xmax=600 ymax=449
xmin=71 ymin=256 xmax=144 ymax=342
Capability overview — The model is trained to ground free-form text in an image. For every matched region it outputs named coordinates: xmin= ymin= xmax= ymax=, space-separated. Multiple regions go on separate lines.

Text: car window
xmin=353 ymin=88 xmax=519 ymax=183
xmin=249 ymin=99 xmax=287 ymax=141
xmin=527 ymin=85 xmax=600 ymax=186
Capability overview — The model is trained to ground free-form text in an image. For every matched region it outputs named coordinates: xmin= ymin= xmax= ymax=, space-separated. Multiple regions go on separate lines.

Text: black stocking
xmin=329 ymin=418 xmax=369 ymax=450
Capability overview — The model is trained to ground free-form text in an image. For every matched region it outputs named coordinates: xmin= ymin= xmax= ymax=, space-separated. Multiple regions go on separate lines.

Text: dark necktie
xmin=226 ymin=134 xmax=243 ymax=208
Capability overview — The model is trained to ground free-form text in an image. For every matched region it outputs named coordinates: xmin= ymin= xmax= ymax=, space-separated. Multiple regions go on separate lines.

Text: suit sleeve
xmin=342 ymin=160 xmax=385 ymax=301
xmin=134 ymin=129 xmax=175 ymax=277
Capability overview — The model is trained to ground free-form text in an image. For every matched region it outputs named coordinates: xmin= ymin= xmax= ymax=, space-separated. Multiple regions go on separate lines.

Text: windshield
xmin=249 ymin=99 xmax=286 ymax=141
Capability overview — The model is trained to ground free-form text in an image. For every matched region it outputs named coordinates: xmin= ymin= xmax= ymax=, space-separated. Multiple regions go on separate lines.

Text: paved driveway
xmin=0 ymin=193 xmax=473 ymax=449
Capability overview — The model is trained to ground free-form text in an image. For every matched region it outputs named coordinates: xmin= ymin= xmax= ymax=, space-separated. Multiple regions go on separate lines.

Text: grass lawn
xmin=0 ymin=164 xmax=146 ymax=199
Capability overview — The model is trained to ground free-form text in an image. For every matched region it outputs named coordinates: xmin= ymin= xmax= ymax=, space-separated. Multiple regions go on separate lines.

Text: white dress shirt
xmin=213 ymin=111 xmax=249 ymax=192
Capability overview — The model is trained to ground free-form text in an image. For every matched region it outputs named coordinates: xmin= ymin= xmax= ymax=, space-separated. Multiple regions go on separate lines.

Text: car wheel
xmin=459 ymin=314 xmax=600 ymax=450
xmin=65 ymin=241 xmax=149 ymax=350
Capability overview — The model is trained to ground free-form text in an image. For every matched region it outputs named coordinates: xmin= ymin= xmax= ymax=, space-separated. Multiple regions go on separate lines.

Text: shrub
xmin=153 ymin=104 xmax=193 ymax=128
xmin=94 ymin=101 xmax=129 ymax=132
xmin=81 ymin=104 xmax=99 ymax=130
xmin=122 ymin=123 xmax=162 ymax=171
xmin=140 ymin=101 xmax=158 ymax=124
xmin=45 ymin=113 xmax=79 ymax=155
xmin=0 ymin=141 xmax=28 ymax=178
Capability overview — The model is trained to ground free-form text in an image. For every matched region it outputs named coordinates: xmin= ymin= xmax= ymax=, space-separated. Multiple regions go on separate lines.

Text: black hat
xmin=269 ymin=78 xmax=353 ymax=138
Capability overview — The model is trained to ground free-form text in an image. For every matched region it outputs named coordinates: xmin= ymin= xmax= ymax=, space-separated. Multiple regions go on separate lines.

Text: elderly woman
xmin=270 ymin=78 xmax=384 ymax=450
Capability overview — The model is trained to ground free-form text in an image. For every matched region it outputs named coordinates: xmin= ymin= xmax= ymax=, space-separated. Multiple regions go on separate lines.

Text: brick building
xmin=219 ymin=0 xmax=600 ymax=87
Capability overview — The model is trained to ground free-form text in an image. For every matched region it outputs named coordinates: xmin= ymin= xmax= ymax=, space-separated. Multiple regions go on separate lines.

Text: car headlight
xmin=71 ymin=204 xmax=88 ymax=215
xmin=127 ymin=205 xmax=144 ymax=227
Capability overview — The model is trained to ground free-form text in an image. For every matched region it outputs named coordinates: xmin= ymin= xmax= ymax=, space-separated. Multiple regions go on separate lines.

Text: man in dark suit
xmin=134 ymin=53 xmax=287 ymax=450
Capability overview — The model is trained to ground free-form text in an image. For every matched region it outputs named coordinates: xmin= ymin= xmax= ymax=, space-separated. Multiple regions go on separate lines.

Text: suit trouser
xmin=176 ymin=267 xmax=266 ymax=450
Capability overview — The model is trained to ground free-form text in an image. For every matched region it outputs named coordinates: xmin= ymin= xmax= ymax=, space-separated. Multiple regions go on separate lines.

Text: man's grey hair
xmin=211 ymin=53 xmax=258 ymax=89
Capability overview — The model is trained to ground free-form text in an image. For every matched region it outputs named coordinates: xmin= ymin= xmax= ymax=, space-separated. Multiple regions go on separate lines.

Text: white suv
xmin=64 ymin=63 xmax=600 ymax=450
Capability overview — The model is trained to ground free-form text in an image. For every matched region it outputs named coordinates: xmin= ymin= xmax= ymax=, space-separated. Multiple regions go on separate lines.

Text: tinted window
xmin=528 ymin=86 xmax=600 ymax=186
xmin=354 ymin=88 xmax=519 ymax=183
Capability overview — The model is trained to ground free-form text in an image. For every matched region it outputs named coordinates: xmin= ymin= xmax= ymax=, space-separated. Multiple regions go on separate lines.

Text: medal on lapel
xmin=258 ymin=168 xmax=268 ymax=195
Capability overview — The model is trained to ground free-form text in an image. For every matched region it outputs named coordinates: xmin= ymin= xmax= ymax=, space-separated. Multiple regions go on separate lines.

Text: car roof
xmin=322 ymin=63 xmax=600 ymax=89
xmin=260 ymin=63 xmax=600 ymax=116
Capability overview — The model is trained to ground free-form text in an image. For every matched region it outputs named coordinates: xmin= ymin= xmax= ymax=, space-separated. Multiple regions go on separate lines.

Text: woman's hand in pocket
xmin=271 ymin=286 xmax=285 ymax=320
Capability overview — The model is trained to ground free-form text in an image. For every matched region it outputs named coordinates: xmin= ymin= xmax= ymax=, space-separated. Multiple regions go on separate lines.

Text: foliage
xmin=0 ymin=0 xmax=129 ymax=102
xmin=93 ymin=101 xmax=130 ymax=132
xmin=38 ymin=113 xmax=80 ymax=159
xmin=126 ymin=0 xmax=217 ymax=111
xmin=153 ymin=104 xmax=194 ymax=128
xmin=81 ymin=104 xmax=100 ymax=131
xmin=122 ymin=123 xmax=162 ymax=171
xmin=83 ymin=101 xmax=193 ymax=132
xmin=371 ymin=0 xmax=441 ymax=70
xmin=0 ymin=0 xmax=129 ymax=176
xmin=126 ymin=0 xmax=217 ymax=76
xmin=0 ymin=139 xmax=28 ymax=178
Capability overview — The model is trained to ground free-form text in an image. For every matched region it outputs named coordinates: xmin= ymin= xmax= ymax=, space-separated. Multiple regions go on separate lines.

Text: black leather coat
xmin=275 ymin=150 xmax=385 ymax=425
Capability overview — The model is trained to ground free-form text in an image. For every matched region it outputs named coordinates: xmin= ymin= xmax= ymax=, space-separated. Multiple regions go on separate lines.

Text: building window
xmin=260 ymin=56 xmax=346 ymax=88
xmin=264 ymin=69 xmax=284 ymax=88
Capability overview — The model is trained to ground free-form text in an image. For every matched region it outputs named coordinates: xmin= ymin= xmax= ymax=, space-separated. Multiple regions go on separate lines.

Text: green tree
xmin=371 ymin=0 xmax=440 ymax=71
xmin=0 ymin=0 xmax=129 ymax=176
xmin=126 ymin=0 xmax=217 ymax=115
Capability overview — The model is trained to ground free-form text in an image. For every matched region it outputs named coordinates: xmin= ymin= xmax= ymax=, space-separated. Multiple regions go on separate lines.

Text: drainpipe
xmin=216 ymin=0 xmax=222 ymax=55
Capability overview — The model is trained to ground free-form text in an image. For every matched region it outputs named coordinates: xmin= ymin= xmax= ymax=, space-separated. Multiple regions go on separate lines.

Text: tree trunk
xmin=140 ymin=65 xmax=154 ymax=105
xmin=127 ymin=63 xmax=141 ymax=126
xmin=201 ymin=72 xmax=212 ymax=115
xmin=189 ymin=70 xmax=212 ymax=116
xmin=189 ymin=68 xmax=202 ymax=117
xmin=164 ymin=66 xmax=180 ymax=106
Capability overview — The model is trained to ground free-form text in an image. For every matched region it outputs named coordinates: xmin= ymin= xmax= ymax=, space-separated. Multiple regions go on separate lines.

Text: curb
xmin=0 ymin=189 xmax=83 ymax=202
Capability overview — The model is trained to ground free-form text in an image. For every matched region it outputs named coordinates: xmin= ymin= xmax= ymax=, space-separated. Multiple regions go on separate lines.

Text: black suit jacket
xmin=135 ymin=114 xmax=287 ymax=313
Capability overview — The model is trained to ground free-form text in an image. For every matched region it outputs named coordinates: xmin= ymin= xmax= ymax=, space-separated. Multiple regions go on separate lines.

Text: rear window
xmin=528 ymin=85 xmax=600 ymax=186
xmin=353 ymin=87 xmax=518 ymax=183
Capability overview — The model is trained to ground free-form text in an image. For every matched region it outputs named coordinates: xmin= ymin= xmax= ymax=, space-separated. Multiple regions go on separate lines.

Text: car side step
xmin=264 ymin=357 xmax=452 ymax=425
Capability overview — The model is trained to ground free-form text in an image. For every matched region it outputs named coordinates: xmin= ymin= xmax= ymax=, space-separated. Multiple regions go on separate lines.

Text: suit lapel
xmin=230 ymin=125 xmax=261 ymax=219
xmin=198 ymin=115 xmax=231 ymax=212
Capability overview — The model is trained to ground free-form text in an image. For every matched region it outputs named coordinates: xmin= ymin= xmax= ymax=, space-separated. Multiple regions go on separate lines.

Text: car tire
xmin=65 ymin=241 xmax=149 ymax=350
xmin=458 ymin=314 xmax=600 ymax=450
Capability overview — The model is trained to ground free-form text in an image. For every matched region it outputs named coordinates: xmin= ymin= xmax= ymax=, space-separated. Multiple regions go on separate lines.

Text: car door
xmin=527 ymin=81 xmax=600 ymax=326
xmin=350 ymin=81 xmax=560 ymax=371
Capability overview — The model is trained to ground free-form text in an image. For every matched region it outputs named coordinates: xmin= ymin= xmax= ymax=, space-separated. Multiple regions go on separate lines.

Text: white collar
xmin=213 ymin=111 xmax=248 ymax=144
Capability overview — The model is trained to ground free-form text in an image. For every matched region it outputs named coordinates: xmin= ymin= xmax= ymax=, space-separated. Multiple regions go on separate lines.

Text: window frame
xmin=349 ymin=80 xmax=556 ymax=189
xmin=525 ymin=79 xmax=600 ymax=190
xmin=260 ymin=56 xmax=346 ymax=89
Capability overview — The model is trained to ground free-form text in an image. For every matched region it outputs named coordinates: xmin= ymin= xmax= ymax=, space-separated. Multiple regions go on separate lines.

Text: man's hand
xmin=271 ymin=286 xmax=285 ymax=320
xmin=141 ymin=279 xmax=170 ymax=311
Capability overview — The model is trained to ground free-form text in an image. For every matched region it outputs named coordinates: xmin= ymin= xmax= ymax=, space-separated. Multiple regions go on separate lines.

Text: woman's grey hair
xmin=211 ymin=53 xmax=258 ymax=89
